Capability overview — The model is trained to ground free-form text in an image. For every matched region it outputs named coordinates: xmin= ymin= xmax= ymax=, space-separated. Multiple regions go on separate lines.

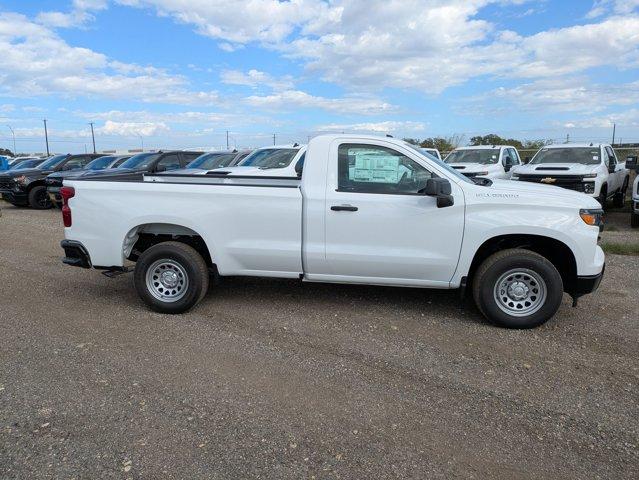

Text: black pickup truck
xmin=45 ymin=154 xmax=130 ymax=206
xmin=0 ymin=153 xmax=104 ymax=209
xmin=83 ymin=151 xmax=204 ymax=180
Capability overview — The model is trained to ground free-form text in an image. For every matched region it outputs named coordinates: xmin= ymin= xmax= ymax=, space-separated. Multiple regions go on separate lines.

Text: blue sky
xmin=1 ymin=0 xmax=638 ymax=153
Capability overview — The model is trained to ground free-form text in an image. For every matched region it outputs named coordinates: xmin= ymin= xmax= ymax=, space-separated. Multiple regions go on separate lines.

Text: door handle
xmin=331 ymin=205 xmax=358 ymax=212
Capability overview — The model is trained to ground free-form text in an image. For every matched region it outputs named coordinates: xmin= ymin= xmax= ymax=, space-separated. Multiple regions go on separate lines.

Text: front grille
xmin=517 ymin=174 xmax=586 ymax=192
xmin=0 ymin=177 xmax=13 ymax=190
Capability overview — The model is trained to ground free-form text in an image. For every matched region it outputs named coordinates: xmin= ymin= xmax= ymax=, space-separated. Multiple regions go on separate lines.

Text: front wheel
xmin=613 ymin=179 xmax=628 ymax=208
xmin=472 ymin=249 xmax=564 ymax=329
xmin=134 ymin=241 xmax=209 ymax=314
xmin=28 ymin=186 xmax=52 ymax=209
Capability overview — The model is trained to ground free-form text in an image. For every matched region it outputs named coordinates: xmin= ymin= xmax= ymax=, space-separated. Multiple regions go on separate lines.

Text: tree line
xmin=403 ymin=134 xmax=553 ymax=152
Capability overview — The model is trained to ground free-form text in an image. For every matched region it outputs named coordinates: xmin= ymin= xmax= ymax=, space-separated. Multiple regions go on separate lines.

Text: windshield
xmin=119 ymin=152 xmax=161 ymax=169
xmin=445 ymin=149 xmax=500 ymax=165
xmin=85 ymin=156 xmax=117 ymax=170
xmin=38 ymin=154 xmax=69 ymax=170
xmin=404 ymin=143 xmax=473 ymax=184
xmin=187 ymin=152 xmax=237 ymax=170
xmin=239 ymin=148 xmax=298 ymax=169
xmin=10 ymin=159 xmax=41 ymax=170
xmin=530 ymin=147 xmax=601 ymax=165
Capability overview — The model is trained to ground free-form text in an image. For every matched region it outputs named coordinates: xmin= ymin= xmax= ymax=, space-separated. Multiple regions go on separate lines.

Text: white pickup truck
xmin=512 ymin=143 xmax=630 ymax=207
xmin=444 ymin=145 xmax=521 ymax=180
xmin=59 ymin=135 xmax=605 ymax=329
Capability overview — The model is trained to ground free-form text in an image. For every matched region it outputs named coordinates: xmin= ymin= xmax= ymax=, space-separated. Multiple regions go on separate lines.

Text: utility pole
xmin=43 ymin=119 xmax=50 ymax=156
xmin=565 ymin=133 xmax=569 ymax=144
xmin=6 ymin=125 xmax=16 ymax=155
xmin=273 ymin=133 xmax=276 ymax=145
xmin=611 ymin=123 xmax=616 ymax=146
xmin=137 ymin=134 xmax=144 ymax=151
xmin=89 ymin=122 xmax=96 ymax=153
xmin=226 ymin=130 xmax=229 ymax=150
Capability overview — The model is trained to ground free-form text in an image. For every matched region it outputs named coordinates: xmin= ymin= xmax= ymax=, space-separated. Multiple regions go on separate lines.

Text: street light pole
xmin=137 ymin=134 xmax=144 ymax=151
xmin=89 ymin=122 xmax=96 ymax=153
xmin=6 ymin=125 xmax=16 ymax=155
xmin=43 ymin=119 xmax=50 ymax=156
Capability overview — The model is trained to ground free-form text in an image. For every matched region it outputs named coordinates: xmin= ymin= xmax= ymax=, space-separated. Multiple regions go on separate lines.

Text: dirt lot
xmin=0 ymin=201 xmax=637 ymax=479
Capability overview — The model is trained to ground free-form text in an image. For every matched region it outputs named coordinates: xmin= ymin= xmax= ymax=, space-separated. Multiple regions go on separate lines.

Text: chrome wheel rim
xmin=146 ymin=259 xmax=189 ymax=303
xmin=493 ymin=268 xmax=547 ymax=317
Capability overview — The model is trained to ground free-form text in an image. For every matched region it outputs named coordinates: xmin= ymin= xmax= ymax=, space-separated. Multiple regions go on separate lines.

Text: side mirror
xmin=524 ymin=156 xmax=531 ymax=164
xmin=626 ymin=155 xmax=638 ymax=171
xmin=155 ymin=165 xmax=167 ymax=172
xmin=608 ymin=162 xmax=615 ymax=174
xmin=504 ymin=164 xmax=512 ymax=172
xmin=422 ymin=178 xmax=454 ymax=208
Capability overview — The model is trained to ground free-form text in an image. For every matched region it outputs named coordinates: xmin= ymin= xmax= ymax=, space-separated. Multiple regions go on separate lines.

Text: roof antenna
xmin=293 ymin=142 xmax=299 ymax=147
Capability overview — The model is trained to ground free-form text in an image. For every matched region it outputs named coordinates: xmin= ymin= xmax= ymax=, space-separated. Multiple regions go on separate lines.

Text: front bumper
xmin=61 ymin=240 xmax=92 ymax=268
xmin=573 ymin=264 xmax=605 ymax=297
xmin=0 ymin=190 xmax=28 ymax=204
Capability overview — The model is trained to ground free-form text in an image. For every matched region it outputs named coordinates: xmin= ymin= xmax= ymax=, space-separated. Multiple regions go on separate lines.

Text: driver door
xmin=323 ymin=141 xmax=465 ymax=286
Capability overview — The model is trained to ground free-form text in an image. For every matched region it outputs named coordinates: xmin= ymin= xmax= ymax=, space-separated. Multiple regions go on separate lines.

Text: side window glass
xmin=156 ymin=154 xmax=180 ymax=171
xmin=181 ymin=152 xmax=201 ymax=166
xmin=63 ymin=156 xmax=87 ymax=170
xmin=606 ymin=147 xmax=617 ymax=165
xmin=337 ymin=144 xmax=433 ymax=194
xmin=294 ymin=152 xmax=306 ymax=177
xmin=602 ymin=148 xmax=610 ymax=167
xmin=510 ymin=149 xmax=520 ymax=164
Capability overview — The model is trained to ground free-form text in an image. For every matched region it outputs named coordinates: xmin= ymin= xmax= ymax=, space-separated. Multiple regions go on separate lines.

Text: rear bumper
xmin=573 ymin=264 xmax=605 ymax=296
xmin=61 ymin=240 xmax=92 ymax=268
xmin=47 ymin=186 xmax=62 ymax=205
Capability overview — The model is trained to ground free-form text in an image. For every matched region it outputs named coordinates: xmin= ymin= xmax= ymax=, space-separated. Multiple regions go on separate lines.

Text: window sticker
xmin=351 ymin=153 xmax=402 ymax=183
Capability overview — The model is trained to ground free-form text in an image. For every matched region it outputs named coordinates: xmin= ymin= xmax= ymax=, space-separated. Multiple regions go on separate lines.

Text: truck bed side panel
xmin=65 ymin=180 xmax=303 ymax=276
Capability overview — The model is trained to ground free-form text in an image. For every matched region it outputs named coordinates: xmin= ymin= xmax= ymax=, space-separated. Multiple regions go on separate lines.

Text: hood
xmin=47 ymin=169 xmax=87 ymax=180
xmin=447 ymin=163 xmax=500 ymax=173
xmin=161 ymin=168 xmax=205 ymax=175
xmin=83 ymin=167 xmax=141 ymax=177
xmin=513 ymin=163 xmax=599 ymax=175
xmin=485 ymin=179 xmax=601 ymax=209
xmin=0 ymin=168 xmax=44 ymax=179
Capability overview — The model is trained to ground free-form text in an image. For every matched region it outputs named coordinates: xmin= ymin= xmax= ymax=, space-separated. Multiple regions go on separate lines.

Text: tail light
xmin=60 ymin=186 xmax=75 ymax=227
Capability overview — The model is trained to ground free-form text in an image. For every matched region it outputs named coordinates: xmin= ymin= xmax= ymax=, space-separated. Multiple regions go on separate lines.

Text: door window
xmin=605 ymin=147 xmax=617 ymax=166
xmin=155 ymin=154 xmax=180 ymax=171
xmin=62 ymin=156 xmax=90 ymax=170
xmin=508 ymin=148 xmax=520 ymax=165
xmin=337 ymin=144 xmax=432 ymax=195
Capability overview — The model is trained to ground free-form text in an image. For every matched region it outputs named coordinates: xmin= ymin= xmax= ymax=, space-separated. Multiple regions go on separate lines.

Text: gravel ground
xmin=0 ymin=201 xmax=637 ymax=479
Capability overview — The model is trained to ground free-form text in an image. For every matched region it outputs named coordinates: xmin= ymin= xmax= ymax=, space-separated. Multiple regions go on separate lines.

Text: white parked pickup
xmin=60 ymin=135 xmax=605 ymax=329
xmin=444 ymin=145 xmax=521 ymax=180
xmin=512 ymin=143 xmax=630 ymax=207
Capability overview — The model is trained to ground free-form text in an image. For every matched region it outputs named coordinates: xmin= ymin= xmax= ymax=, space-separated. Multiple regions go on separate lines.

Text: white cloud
xmin=316 ymin=121 xmax=426 ymax=134
xmin=586 ymin=0 xmax=639 ymax=18
xmin=563 ymin=109 xmax=639 ymax=129
xmin=0 ymin=13 xmax=220 ymax=105
xmin=243 ymin=90 xmax=395 ymax=115
xmin=97 ymin=120 xmax=170 ymax=136
xmin=220 ymin=69 xmax=294 ymax=90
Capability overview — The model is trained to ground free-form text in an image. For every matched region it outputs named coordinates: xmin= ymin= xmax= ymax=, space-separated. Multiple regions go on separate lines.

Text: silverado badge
xmin=540 ymin=177 xmax=556 ymax=184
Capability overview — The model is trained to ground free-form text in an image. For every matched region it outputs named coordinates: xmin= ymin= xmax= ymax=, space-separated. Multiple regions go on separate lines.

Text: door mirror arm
xmin=420 ymin=178 xmax=454 ymax=208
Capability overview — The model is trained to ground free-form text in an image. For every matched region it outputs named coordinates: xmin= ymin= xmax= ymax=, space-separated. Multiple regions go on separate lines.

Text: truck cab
xmin=511 ymin=144 xmax=630 ymax=208
xmin=444 ymin=145 xmax=521 ymax=179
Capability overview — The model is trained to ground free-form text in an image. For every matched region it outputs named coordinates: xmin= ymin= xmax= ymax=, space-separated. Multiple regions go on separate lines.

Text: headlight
xmin=583 ymin=173 xmax=598 ymax=178
xmin=580 ymin=208 xmax=604 ymax=228
xmin=14 ymin=175 xmax=28 ymax=185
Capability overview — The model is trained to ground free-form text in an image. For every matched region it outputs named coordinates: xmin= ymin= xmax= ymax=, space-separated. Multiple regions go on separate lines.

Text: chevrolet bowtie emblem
xmin=540 ymin=177 xmax=556 ymax=184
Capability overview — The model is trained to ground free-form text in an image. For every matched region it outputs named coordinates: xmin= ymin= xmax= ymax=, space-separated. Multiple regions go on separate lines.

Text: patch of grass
xmin=601 ymin=242 xmax=639 ymax=256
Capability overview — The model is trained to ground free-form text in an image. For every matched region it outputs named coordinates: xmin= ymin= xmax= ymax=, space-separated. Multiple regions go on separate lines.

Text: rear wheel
xmin=613 ymin=178 xmax=628 ymax=208
xmin=472 ymin=249 xmax=564 ymax=329
xmin=28 ymin=186 xmax=52 ymax=209
xmin=134 ymin=241 xmax=209 ymax=314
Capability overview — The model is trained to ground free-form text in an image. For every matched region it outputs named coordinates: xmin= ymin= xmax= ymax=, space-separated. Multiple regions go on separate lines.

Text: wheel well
xmin=468 ymin=234 xmax=577 ymax=294
xmin=125 ymin=223 xmax=213 ymax=267
xmin=27 ymin=180 xmax=46 ymax=191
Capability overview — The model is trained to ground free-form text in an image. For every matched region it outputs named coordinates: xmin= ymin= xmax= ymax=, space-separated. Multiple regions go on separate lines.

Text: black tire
xmin=28 ymin=185 xmax=52 ymax=209
xmin=632 ymin=212 xmax=639 ymax=228
xmin=472 ymin=248 xmax=564 ymax=329
xmin=134 ymin=241 xmax=209 ymax=314
xmin=597 ymin=185 xmax=607 ymax=209
xmin=613 ymin=178 xmax=628 ymax=208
